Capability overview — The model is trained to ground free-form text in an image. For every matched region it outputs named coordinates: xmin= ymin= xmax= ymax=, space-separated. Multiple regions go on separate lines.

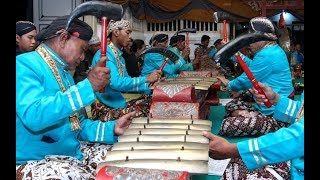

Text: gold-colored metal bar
xmin=111 ymin=142 xmax=209 ymax=151
xmin=123 ymin=128 xmax=204 ymax=135
xmin=132 ymin=117 xmax=212 ymax=127
xmin=128 ymin=123 xmax=211 ymax=131
xmin=118 ymin=134 xmax=209 ymax=144
xmin=105 ymin=149 xmax=209 ymax=161
xmin=172 ymin=77 xmax=218 ymax=82
xmin=194 ymin=85 xmax=210 ymax=90
xmin=150 ymin=84 xmax=210 ymax=90
xmin=157 ymin=81 xmax=212 ymax=86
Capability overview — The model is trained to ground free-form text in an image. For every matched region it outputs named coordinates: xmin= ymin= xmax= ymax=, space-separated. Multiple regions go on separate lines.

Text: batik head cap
xmin=108 ymin=19 xmax=131 ymax=33
xmin=249 ymin=17 xmax=275 ymax=34
xmin=88 ymin=35 xmax=100 ymax=45
xmin=249 ymin=16 xmax=280 ymax=38
xmin=213 ymin=39 xmax=223 ymax=46
xmin=16 ymin=21 xmax=36 ymax=36
xmin=36 ymin=15 xmax=93 ymax=42
xmin=149 ymin=31 xmax=168 ymax=47
xmin=170 ymin=34 xmax=185 ymax=46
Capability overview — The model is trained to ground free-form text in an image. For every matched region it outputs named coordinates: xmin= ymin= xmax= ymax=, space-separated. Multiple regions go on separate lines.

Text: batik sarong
xmin=16 ymin=142 xmax=112 ymax=180
xmin=221 ymin=158 xmax=290 ymax=180
xmin=219 ymin=95 xmax=290 ymax=137
xmin=91 ymin=95 xmax=152 ymax=122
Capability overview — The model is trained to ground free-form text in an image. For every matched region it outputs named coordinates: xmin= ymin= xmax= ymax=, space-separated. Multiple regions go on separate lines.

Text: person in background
xmin=290 ymin=42 xmax=304 ymax=69
xmin=213 ymin=39 xmax=242 ymax=77
xmin=123 ymin=38 xmax=141 ymax=77
xmin=217 ymin=17 xmax=294 ymax=137
xmin=194 ymin=35 xmax=218 ymax=72
xmin=168 ymin=34 xmax=200 ymax=72
xmin=91 ymin=19 xmax=161 ymax=121
xmin=16 ymin=15 xmax=136 ymax=179
xmin=140 ymin=32 xmax=187 ymax=78
xmin=73 ymin=35 xmax=101 ymax=83
xmin=16 ymin=21 xmax=37 ymax=56
xmin=203 ymin=82 xmax=303 ymax=179
xmin=131 ymin=39 xmax=147 ymax=73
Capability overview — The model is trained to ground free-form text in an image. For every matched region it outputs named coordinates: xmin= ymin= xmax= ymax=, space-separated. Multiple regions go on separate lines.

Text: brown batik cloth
xmin=219 ymin=96 xmax=290 ymax=137
xmin=16 ymin=142 xmax=112 ymax=180
xmin=199 ymin=56 xmax=218 ymax=71
xmin=221 ymin=158 xmax=290 ymax=180
xmin=91 ymin=94 xmax=152 ymax=122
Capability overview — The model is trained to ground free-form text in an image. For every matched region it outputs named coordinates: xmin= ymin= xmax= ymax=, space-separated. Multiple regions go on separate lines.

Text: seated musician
xmin=16 ymin=15 xmax=137 ymax=179
xmin=217 ymin=17 xmax=294 ymax=137
xmin=194 ymin=35 xmax=219 ymax=72
xmin=203 ymin=82 xmax=303 ymax=179
xmin=167 ymin=34 xmax=200 ymax=71
xmin=90 ymin=19 xmax=162 ymax=121
xmin=140 ymin=32 xmax=187 ymax=78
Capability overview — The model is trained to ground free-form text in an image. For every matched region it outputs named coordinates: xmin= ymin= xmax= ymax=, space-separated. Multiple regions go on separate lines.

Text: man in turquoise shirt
xmin=141 ymin=32 xmax=187 ymax=78
xmin=16 ymin=16 xmax=136 ymax=179
xmin=204 ymin=82 xmax=303 ymax=179
xmin=167 ymin=34 xmax=200 ymax=72
xmin=91 ymin=19 xmax=161 ymax=121
xmin=217 ymin=17 xmax=294 ymax=137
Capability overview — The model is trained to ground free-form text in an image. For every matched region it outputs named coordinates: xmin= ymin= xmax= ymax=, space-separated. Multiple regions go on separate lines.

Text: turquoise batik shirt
xmin=238 ymin=92 xmax=304 ymax=180
xmin=16 ymin=44 xmax=117 ymax=165
xmin=167 ymin=46 xmax=193 ymax=71
xmin=227 ymin=44 xmax=294 ymax=115
xmin=208 ymin=47 xmax=216 ymax=59
xmin=140 ymin=50 xmax=187 ymax=78
xmin=91 ymin=43 xmax=150 ymax=108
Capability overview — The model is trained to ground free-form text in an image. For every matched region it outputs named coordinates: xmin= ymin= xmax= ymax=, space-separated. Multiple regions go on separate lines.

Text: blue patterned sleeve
xmin=273 ymin=92 xmax=304 ymax=124
xmin=237 ymin=117 xmax=304 ymax=170
xmin=144 ymin=53 xmax=182 ymax=78
xmin=78 ymin=118 xmax=117 ymax=144
xmin=227 ymin=52 xmax=271 ymax=92
xmin=16 ymin=54 xmax=96 ymax=132
xmin=107 ymin=57 xmax=149 ymax=92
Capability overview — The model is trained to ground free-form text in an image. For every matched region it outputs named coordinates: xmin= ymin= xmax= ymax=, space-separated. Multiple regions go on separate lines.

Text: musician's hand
xmin=195 ymin=48 xmax=204 ymax=57
xmin=203 ymin=131 xmax=239 ymax=159
xmin=114 ymin=111 xmax=137 ymax=136
xmin=87 ymin=56 xmax=110 ymax=92
xmin=217 ymin=76 xmax=229 ymax=86
xmin=192 ymin=57 xmax=200 ymax=68
xmin=221 ymin=40 xmax=227 ymax=46
xmin=146 ymin=70 xmax=162 ymax=83
xmin=181 ymin=47 xmax=190 ymax=59
xmin=250 ymin=82 xmax=279 ymax=105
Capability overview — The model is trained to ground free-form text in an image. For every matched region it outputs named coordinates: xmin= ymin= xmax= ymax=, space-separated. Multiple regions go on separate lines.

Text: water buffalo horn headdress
xmin=213 ymin=31 xmax=277 ymax=63
xmin=66 ymin=1 xmax=123 ymax=30
xmin=138 ymin=47 xmax=180 ymax=64
xmin=213 ymin=11 xmax=236 ymax=23
xmin=173 ymin=28 xmax=197 ymax=36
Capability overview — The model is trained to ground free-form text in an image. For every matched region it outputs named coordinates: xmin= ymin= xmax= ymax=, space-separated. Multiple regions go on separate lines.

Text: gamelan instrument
xmin=213 ymin=32 xmax=277 ymax=108
xmin=66 ymin=1 xmax=124 ymax=93
xmin=97 ymin=117 xmax=212 ymax=174
xmin=97 ymin=71 xmax=219 ymax=176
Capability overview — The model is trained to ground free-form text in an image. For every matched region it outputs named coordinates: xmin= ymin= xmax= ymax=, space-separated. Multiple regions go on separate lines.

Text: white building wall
xmin=33 ymin=1 xmax=233 ymax=59
xmin=95 ymin=8 xmax=231 ymax=59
